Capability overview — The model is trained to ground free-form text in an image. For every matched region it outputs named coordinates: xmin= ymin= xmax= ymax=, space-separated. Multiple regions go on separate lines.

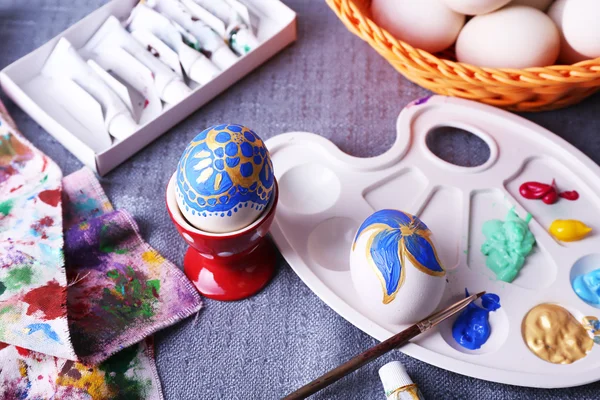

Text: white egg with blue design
xmin=350 ymin=209 xmax=446 ymax=325
xmin=176 ymin=124 xmax=275 ymax=233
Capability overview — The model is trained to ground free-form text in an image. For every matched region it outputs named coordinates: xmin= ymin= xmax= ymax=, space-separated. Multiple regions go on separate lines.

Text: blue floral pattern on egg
xmin=176 ymin=124 xmax=274 ymax=219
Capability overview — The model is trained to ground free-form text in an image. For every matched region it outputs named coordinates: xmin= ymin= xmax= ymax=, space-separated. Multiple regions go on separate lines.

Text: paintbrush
xmin=283 ymin=291 xmax=486 ymax=400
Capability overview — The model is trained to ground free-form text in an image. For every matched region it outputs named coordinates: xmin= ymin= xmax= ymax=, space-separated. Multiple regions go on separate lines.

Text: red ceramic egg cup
xmin=166 ymin=173 xmax=279 ymax=301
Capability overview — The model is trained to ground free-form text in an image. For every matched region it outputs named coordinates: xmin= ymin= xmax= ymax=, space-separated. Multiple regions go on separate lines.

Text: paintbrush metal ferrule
xmin=416 ymin=291 xmax=486 ymax=333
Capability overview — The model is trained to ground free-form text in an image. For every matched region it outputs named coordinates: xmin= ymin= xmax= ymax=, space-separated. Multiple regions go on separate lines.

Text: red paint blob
xmin=9 ymin=184 xmax=23 ymax=193
xmin=519 ymin=181 xmax=579 ymax=204
xmin=31 ymin=216 xmax=55 ymax=240
xmin=16 ymin=346 xmax=31 ymax=357
xmin=0 ymin=342 xmax=9 ymax=351
xmin=39 ymin=216 xmax=53 ymax=227
xmin=38 ymin=375 xmax=43 ymax=380
xmin=143 ymin=99 xmax=149 ymax=109
xmin=519 ymin=181 xmax=557 ymax=204
xmin=23 ymin=280 xmax=65 ymax=320
xmin=559 ymin=190 xmax=579 ymax=200
xmin=41 ymin=156 xmax=48 ymax=173
xmin=38 ymin=188 xmax=61 ymax=207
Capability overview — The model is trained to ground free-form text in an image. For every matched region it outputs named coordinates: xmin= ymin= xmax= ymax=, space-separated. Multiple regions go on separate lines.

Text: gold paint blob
xmin=522 ymin=304 xmax=593 ymax=364
xmin=388 ymin=383 xmax=422 ymax=400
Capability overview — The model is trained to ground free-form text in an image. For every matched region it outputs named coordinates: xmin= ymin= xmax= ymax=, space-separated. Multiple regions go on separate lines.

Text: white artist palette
xmin=266 ymin=96 xmax=600 ymax=388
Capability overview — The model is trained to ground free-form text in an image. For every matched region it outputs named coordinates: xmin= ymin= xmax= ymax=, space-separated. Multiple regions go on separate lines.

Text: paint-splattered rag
xmin=0 ymin=102 xmax=202 ymax=399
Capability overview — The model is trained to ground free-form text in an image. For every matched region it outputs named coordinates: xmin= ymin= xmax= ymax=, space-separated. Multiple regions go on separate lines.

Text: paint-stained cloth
xmin=0 ymin=103 xmax=202 ymax=399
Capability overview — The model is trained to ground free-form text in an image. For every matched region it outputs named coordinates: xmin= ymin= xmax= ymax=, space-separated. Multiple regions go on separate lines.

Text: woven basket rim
xmin=330 ymin=0 xmax=600 ymax=80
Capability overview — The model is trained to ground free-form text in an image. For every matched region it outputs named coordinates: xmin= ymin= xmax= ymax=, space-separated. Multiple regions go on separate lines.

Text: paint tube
xmin=182 ymin=0 xmax=258 ymax=55
xmin=127 ymin=4 xmax=220 ymax=85
xmin=146 ymin=0 xmax=239 ymax=70
xmin=41 ymin=37 xmax=138 ymax=141
xmin=82 ymin=16 xmax=192 ymax=105
xmin=379 ymin=362 xmax=425 ymax=400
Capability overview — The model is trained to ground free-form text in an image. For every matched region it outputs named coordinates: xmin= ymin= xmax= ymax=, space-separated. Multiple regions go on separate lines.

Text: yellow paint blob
xmin=56 ymin=362 xmax=114 ymax=400
xmin=141 ymin=250 xmax=165 ymax=267
xmin=548 ymin=219 xmax=591 ymax=242
xmin=18 ymin=360 xmax=27 ymax=377
xmin=522 ymin=304 xmax=593 ymax=364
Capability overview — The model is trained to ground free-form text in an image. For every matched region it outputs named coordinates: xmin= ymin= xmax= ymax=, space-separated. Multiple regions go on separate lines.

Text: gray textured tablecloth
xmin=2 ymin=0 xmax=600 ymax=399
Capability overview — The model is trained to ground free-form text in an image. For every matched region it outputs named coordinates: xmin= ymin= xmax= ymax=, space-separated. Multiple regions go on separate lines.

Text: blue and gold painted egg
xmin=350 ymin=209 xmax=446 ymax=324
xmin=176 ymin=124 xmax=274 ymax=233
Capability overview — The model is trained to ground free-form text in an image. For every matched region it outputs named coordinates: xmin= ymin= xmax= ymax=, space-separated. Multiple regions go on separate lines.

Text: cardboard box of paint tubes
xmin=0 ymin=0 xmax=296 ymax=176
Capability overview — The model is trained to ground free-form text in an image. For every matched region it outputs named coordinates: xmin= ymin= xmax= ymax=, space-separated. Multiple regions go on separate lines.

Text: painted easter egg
xmin=176 ymin=124 xmax=274 ymax=233
xmin=350 ymin=209 xmax=446 ymax=325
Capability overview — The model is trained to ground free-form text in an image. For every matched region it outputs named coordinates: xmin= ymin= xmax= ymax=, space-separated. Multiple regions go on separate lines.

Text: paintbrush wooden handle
xmin=283 ymin=324 xmax=421 ymax=400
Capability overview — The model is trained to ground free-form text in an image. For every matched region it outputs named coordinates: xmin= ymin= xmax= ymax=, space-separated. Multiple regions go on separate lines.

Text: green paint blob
xmin=0 ymin=199 xmax=13 ymax=216
xmin=99 ymin=345 xmax=152 ymax=399
xmin=101 ymin=266 xmax=160 ymax=322
xmin=4 ymin=266 xmax=34 ymax=290
xmin=106 ymin=269 xmax=120 ymax=279
xmin=0 ymin=282 xmax=5 ymax=296
xmin=0 ymin=306 xmax=14 ymax=315
xmin=481 ymin=209 xmax=535 ymax=282
xmin=99 ymin=224 xmax=128 ymax=254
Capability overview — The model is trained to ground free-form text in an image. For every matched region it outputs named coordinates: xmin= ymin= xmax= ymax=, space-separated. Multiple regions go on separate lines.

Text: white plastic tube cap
xmin=211 ymin=46 xmax=238 ymax=70
xmin=161 ymin=80 xmax=192 ymax=104
xmin=108 ymin=112 xmax=139 ymax=140
xmin=379 ymin=361 xmax=413 ymax=395
xmin=189 ymin=55 xmax=221 ymax=85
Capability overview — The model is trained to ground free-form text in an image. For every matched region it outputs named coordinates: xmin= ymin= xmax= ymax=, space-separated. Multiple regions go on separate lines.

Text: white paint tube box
xmin=0 ymin=0 xmax=296 ymax=176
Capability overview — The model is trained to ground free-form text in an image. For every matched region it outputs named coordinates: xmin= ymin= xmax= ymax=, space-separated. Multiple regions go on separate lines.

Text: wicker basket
xmin=326 ymin=0 xmax=600 ymax=111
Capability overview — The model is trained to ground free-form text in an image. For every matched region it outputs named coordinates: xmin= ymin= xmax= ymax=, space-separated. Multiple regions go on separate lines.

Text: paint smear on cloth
xmin=0 ymin=102 xmax=201 ymax=399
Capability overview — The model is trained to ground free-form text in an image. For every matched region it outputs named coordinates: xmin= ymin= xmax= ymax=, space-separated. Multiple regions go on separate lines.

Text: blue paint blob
xmin=226 ymin=157 xmax=240 ymax=168
xmin=587 ymin=319 xmax=600 ymax=344
xmin=27 ymin=323 xmax=60 ymax=343
xmin=214 ymin=148 xmax=224 ymax=157
xmin=241 ymin=142 xmax=253 ymax=157
xmin=214 ymin=124 xmax=227 ymax=130
xmin=253 ymin=155 xmax=262 ymax=165
xmin=225 ymin=142 xmax=238 ymax=156
xmin=244 ymin=131 xmax=256 ymax=142
xmin=221 ymin=213 xmax=225 ymax=217
xmin=227 ymin=211 xmax=232 ymax=216
xmin=452 ymin=289 xmax=500 ymax=350
xmin=228 ymin=124 xmax=242 ymax=132
xmin=196 ymin=129 xmax=209 ymax=140
xmin=214 ymin=159 xmax=224 ymax=170
xmin=240 ymin=162 xmax=253 ymax=177
xmin=215 ymin=131 xmax=231 ymax=143
xmin=228 ymin=187 xmax=237 ymax=195
xmin=219 ymin=195 xmax=228 ymax=204
xmin=249 ymin=182 xmax=257 ymax=191
xmin=573 ymin=268 xmax=600 ymax=305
